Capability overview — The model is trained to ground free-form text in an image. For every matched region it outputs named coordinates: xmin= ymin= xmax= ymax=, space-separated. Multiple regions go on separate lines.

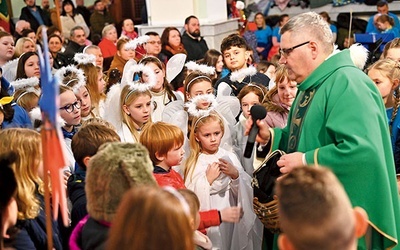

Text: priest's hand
xmin=245 ymin=115 xmax=271 ymax=145
xmin=277 ymin=152 xmax=305 ymax=176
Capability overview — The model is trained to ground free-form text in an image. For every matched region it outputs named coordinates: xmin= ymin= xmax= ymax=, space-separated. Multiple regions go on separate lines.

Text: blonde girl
xmin=119 ymin=85 xmax=152 ymax=142
xmin=0 ymin=128 xmax=62 ymax=249
xmin=77 ymin=62 xmax=106 ymax=118
xmin=139 ymin=56 xmax=180 ymax=122
xmin=185 ymin=70 xmax=239 ymax=150
xmin=185 ymin=111 xmax=260 ymax=250
xmin=233 ymin=83 xmax=268 ymax=175
xmin=368 ymin=59 xmax=400 ymax=168
xmin=264 ymin=65 xmax=298 ymax=128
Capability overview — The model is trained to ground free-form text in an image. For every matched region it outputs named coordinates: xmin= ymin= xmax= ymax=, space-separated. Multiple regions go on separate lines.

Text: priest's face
xmin=279 ymin=32 xmax=311 ymax=83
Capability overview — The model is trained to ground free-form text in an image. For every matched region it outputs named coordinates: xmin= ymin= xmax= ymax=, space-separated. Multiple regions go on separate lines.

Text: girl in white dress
xmin=139 ymin=56 xmax=182 ymax=122
xmin=184 ymin=111 xmax=262 ymax=250
xmin=104 ymin=63 xmax=156 ymax=142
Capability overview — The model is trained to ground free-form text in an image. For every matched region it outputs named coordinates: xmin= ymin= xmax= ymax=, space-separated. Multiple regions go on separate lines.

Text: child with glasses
xmin=59 ymin=85 xmax=82 ymax=173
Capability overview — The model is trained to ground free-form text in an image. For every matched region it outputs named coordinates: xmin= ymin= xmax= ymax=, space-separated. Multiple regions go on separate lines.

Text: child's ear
xmin=155 ymin=151 xmax=165 ymax=162
xmin=392 ymin=78 xmax=400 ymax=90
xmin=244 ymin=50 xmax=250 ymax=61
xmin=353 ymin=207 xmax=369 ymax=238
xmin=122 ymin=105 xmax=130 ymax=116
xmin=278 ymin=234 xmax=295 ymax=250
xmin=83 ymin=156 xmax=91 ymax=169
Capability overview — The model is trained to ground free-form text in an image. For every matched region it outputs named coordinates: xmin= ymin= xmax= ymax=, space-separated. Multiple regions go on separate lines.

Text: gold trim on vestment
xmin=367 ymin=220 xmax=398 ymax=250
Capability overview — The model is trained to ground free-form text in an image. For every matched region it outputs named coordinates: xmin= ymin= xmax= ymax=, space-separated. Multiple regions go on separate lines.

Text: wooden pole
xmin=42 ymin=122 xmax=54 ymax=250
xmin=54 ymin=0 xmax=62 ymax=33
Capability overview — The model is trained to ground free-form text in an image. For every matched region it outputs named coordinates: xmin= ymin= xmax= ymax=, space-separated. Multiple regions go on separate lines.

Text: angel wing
xmin=217 ymin=82 xmax=233 ymax=97
xmin=121 ymin=59 xmax=137 ymax=88
xmin=2 ymin=58 xmax=18 ymax=82
xmin=102 ymin=84 xmax=123 ymax=130
xmin=162 ymin=100 xmax=188 ymax=136
xmin=166 ymin=54 xmax=187 ymax=83
xmin=216 ymin=95 xmax=240 ymax=126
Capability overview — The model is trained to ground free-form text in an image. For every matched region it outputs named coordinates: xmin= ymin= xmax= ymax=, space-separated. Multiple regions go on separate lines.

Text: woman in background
xmin=161 ymin=27 xmax=187 ymax=61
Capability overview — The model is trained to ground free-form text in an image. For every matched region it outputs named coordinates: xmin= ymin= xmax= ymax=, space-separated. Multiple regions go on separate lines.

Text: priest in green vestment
xmin=250 ymin=12 xmax=400 ymax=250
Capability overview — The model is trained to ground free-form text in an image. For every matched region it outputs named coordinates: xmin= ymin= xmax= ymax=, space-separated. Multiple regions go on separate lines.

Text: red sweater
xmin=98 ymin=38 xmax=117 ymax=58
xmin=153 ymin=166 xmax=221 ymax=232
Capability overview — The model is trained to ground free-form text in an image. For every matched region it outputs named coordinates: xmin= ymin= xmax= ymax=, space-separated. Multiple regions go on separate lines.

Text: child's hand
xmin=206 ymin=162 xmax=221 ymax=185
xmin=218 ymin=158 xmax=239 ymax=180
xmin=220 ymin=206 xmax=243 ymax=223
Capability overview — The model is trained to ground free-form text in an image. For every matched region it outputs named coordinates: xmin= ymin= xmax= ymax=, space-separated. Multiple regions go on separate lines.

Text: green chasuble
xmin=271 ymin=50 xmax=400 ymax=249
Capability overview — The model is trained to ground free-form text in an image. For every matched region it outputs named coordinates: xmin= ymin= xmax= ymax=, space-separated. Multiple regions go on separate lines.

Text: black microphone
xmin=244 ymin=105 xmax=267 ymax=158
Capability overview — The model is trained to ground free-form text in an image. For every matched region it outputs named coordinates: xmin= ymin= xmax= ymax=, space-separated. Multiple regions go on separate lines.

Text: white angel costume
xmin=103 ymin=60 xmax=156 ymax=143
xmin=162 ymin=94 xmax=240 ymax=158
xmin=185 ymin=147 xmax=262 ymax=250
xmin=150 ymin=53 xmax=186 ymax=122
xmin=233 ymin=112 xmax=265 ymax=175
xmin=150 ymin=89 xmax=183 ymax=122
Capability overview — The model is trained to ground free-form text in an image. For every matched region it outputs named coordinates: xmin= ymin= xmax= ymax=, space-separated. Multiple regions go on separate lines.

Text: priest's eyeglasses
xmin=59 ymin=101 xmax=81 ymax=113
xmin=279 ymin=41 xmax=310 ymax=57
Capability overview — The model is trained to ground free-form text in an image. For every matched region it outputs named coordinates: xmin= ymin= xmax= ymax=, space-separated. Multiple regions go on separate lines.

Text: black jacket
xmin=19 ymin=6 xmax=52 ymax=32
xmin=182 ymin=31 xmax=209 ymax=61
xmin=67 ymin=166 xmax=88 ymax=230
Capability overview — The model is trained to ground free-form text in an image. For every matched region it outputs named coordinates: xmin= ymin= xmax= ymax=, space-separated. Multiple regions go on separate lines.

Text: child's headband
xmin=55 ymin=65 xmax=86 ymax=94
xmin=123 ymin=63 xmax=156 ymax=103
xmin=247 ymin=83 xmax=266 ymax=98
xmin=185 ymin=75 xmax=212 ymax=92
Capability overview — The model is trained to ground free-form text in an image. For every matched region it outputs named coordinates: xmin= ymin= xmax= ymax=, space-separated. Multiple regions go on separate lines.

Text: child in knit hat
xmin=69 ymin=142 xmax=156 ymax=250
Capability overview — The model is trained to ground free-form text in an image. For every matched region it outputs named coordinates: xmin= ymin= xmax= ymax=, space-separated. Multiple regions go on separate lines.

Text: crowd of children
xmin=1 ymin=3 xmax=400 ymax=250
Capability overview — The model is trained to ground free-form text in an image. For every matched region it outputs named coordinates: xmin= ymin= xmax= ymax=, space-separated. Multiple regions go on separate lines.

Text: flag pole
xmin=54 ymin=0 xmax=62 ymax=33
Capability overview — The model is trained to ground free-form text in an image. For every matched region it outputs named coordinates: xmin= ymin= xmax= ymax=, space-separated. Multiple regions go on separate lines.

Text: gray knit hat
xmin=85 ymin=142 xmax=157 ymax=222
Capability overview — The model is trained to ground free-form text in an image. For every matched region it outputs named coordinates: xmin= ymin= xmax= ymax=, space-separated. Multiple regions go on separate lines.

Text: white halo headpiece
xmin=74 ymin=53 xmax=96 ymax=65
xmin=11 ymin=77 xmax=41 ymax=100
xmin=123 ymin=63 xmax=157 ymax=92
xmin=185 ymin=61 xmax=215 ymax=75
xmin=184 ymin=93 xmax=218 ymax=117
xmin=55 ymin=66 xmax=86 ymax=93
xmin=11 ymin=77 xmax=40 ymax=91
xmin=124 ymin=35 xmax=150 ymax=50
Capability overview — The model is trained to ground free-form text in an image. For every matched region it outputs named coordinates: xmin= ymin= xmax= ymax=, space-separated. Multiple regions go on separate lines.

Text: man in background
xmin=182 ymin=15 xmax=208 ymax=61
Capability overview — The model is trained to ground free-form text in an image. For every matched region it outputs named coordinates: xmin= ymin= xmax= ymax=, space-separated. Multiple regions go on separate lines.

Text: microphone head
xmin=250 ymin=104 xmax=267 ymax=120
